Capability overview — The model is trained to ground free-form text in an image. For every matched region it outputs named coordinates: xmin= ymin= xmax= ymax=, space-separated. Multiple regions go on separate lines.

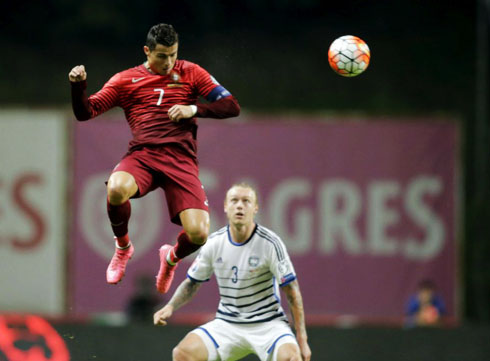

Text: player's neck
xmin=143 ymin=61 xmax=156 ymax=74
xmin=229 ymin=222 xmax=256 ymax=244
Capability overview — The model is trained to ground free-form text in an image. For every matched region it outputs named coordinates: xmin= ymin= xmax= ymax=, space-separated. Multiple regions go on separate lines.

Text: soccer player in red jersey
xmin=68 ymin=23 xmax=240 ymax=293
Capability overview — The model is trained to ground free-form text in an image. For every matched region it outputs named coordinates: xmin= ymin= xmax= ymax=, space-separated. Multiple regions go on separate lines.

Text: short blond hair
xmin=225 ymin=182 xmax=259 ymax=205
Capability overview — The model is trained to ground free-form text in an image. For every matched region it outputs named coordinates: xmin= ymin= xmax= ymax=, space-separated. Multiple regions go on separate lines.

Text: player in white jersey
xmin=154 ymin=183 xmax=311 ymax=361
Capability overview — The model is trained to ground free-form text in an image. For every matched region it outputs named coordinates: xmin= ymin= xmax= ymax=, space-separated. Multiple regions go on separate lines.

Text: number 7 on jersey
xmin=154 ymin=88 xmax=165 ymax=106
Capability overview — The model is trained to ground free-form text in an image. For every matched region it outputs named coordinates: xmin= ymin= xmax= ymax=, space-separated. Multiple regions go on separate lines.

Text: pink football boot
xmin=156 ymin=245 xmax=178 ymax=294
xmin=106 ymin=241 xmax=135 ymax=284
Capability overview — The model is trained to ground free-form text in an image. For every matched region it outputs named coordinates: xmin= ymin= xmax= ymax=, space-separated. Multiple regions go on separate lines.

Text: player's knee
xmin=172 ymin=345 xmax=196 ymax=361
xmin=185 ymin=227 xmax=208 ymax=246
xmin=107 ymin=184 xmax=130 ymax=205
xmin=276 ymin=344 xmax=302 ymax=361
xmin=107 ymin=171 xmax=137 ymax=205
xmin=172 ymin=346 xmax=184 ymax=361
xmin=276 ymin=354 xmax=301 ymax=361
xmin=180 ymin=209 xmax=209 ymax=245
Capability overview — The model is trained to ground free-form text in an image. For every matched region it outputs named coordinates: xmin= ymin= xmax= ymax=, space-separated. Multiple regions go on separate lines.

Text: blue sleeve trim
xmin=198 ymin=327 xmax=219 ymax=349
xmin=279 ymin=274 xmax=296 ymax=287
xmin=406 ymin=297 xmax=419 ymax=315
xmin=187 ymin=274 xmax=210 ymax=283
xmin=206 ymin=85 xmax=231 ymax=102
xmin=267 ymin=333 xmax=295 ymax=354
xmin=433 ymin=296 xmax=447 ymax=314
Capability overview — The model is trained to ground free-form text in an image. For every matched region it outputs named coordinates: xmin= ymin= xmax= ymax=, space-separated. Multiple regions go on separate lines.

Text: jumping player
xmin=68 ymin=23 xmax=240 ymax=294
xmin=153 ymin=183 xmax=312 ymax=361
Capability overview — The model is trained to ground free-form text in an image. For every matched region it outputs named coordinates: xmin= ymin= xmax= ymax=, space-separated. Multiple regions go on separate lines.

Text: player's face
xmin=144 ymin=43 xmax=178 ymax=75
xmin=418 ymin=289 xmax=433 ymax=304
xmin=224 ymin=186 xmax=258 ymax=226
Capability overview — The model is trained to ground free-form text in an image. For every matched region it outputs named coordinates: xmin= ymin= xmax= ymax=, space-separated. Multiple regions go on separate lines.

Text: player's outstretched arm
xmin=194 ymin=95 xmax=240 ymax=119
xmin=69 ymin=64 xmax=92 ymax=121
xmin=69 ymin=65 xmax=119 ymax=121
xmin=68 ymin=65 xmax=87 ymax=82
xmin=153 ymin=278 xmax=202 ymax=326
xmin=282 ymin=280 xmax=312 ymax=361
xmin=168 ymin=95 xmax=240 ymax=122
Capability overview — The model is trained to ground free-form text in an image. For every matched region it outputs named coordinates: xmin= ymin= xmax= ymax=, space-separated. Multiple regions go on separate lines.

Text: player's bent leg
xmin=107 ymin=171 xmax=139 ymax=205
xmin=105 ymin=171 xmax=139 ymax=284
xmin=274 ymin=343 xmax=302 ymax=361
xmin=179 ymin=208 xmax=210 ymax=245
xmin=156 ymin=209 xmax=210 ymax=294
xmin=172 ymin=333 xmax=209 ymax=361
xmin=106 ymin=171 xmax=138 ymax=246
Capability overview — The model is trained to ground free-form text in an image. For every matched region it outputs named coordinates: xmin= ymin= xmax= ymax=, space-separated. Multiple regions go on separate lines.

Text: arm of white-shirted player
xmin=153 ymin=278 xmax=202 ymax=326
xmin=282 ymin=280 xmax=312 ymax=361
xmin=167 ymin=278 xmax=202 ymax=312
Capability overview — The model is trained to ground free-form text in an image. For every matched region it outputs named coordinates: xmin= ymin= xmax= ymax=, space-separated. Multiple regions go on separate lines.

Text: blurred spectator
xmin=126 ymin=274 xmax=162 ymax=323
xmin=405 ymin=279 xmax=446 ymax=328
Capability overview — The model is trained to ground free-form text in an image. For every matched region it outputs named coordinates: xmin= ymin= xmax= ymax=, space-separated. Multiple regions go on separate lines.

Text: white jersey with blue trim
xmin=187 ymin=224 xmax=297 ymax=324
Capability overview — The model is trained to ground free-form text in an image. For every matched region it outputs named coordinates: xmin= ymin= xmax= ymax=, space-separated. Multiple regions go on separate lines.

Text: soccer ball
xmin=328 ymin=35 xmax=370 ymax=77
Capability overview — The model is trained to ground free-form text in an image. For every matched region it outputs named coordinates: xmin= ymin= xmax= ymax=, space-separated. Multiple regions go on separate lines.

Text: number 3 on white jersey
xmin=154 ymin=88 xmax=164 ymax=105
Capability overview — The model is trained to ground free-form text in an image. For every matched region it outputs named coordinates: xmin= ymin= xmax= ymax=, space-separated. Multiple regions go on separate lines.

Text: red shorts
xmin=112 ymin=145 xmax=209 ymax=225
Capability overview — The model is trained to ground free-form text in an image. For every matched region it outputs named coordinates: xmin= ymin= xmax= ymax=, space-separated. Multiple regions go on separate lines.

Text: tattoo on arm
xmin=168 ymin=279 xmax=202 ymax=311
xmin=283 ymin=281 xmax=307 ymax=337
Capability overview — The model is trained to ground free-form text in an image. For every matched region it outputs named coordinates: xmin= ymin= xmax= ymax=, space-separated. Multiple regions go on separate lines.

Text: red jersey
xmin=75 ymin=60 xmax=233 ymax=156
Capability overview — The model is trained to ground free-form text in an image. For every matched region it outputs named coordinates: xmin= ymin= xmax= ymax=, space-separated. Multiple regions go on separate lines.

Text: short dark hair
xmin=418 ymin=279 xmax=436 ymax=291
xmin=146 ymin=23 xmax=179 ymax=50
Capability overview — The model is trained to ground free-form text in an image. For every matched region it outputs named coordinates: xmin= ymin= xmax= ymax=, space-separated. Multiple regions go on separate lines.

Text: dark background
xmin=55 ymin=324 xmax=490 ymax=361
xmin=0 ymin=0 xmax=488 ymax=323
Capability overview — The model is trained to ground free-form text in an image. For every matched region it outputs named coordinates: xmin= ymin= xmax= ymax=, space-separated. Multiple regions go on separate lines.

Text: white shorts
xmin=190 ymin=318 xmax=298 ymax=361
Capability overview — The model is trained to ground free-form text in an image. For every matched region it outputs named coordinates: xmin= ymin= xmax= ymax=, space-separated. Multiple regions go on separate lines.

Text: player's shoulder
xmin=200 ymin=226 xmax=227 ymax=254
xmin=255 ymin=224 xmax=289 ymax=258
xmin=116 ymin=65 xmax=147 ymax=77
xmin=175 ymin=59 xmax=209 ymax=75
xmin=207 ymin=226 xmax=228 ymax=242
xmin=256 ymin=224 xmax=283 ymax=242
xmin=107 ymin=65 xmax=146 ymax=84
xmin=176 ymin=59 xmax=199 ymax=69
